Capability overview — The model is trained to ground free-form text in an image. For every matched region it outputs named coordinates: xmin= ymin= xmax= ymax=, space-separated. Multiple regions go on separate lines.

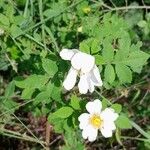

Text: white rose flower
xmin=78 ymin=99 xmax=119 ymax=142
xmin=59 ymin=49 xmax=103 ymax=94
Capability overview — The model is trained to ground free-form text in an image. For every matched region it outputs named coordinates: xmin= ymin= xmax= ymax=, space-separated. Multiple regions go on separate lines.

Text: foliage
xmin=0 ymin=0 xmax=150 ymax=149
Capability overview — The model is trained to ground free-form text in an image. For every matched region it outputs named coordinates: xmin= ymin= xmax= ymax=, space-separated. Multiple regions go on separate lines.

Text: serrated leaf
xmin=104 ymin=64 xmax=115 ymax=84
xmin=95 ymin=55 xmax=105 ymax=65
xmin=115 ymin=44 xmax=149 ymax=73
xmin=116 ymin=114 xmax=132 ymax=129
xmin=122 ymin=51 xmax=149 ymax=69
xmin=79 ymin=38 xmax=100 ymax=54
xmin=79 ymin=41 xmax=90 ymax=53
xmin=53 ymin=107 xmax=74 ymax=119
xmin=111 ymin=104 xmax=122 ymax=113
xmin=102 ymin=38 xmax=114 ymax=62
xmin=118 ymin=32 xmax=131 ymax=57
xmin=91 ymin=39 xmax=100 ymax=53
xmin=15 ymin=75 xmax=49 ymax=89
xmin=42 ymin=58 xmax=58 ymax=76
xmin=115 ymin=64 xmax=132 ymax=83
xmin=70 ymin=95 xmax=80 ymax=110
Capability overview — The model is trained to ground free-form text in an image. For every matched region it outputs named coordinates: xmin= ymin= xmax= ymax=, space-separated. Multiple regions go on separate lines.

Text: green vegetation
xmin=0 ymin=0 xmax=150 ymax=149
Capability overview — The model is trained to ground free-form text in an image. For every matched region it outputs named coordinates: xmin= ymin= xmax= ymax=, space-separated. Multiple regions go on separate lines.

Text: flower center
xmin=89 ymin=114 xmax=103 ymax=128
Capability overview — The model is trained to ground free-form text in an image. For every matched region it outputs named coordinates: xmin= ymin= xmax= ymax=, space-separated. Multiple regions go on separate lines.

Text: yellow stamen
xmin=89 ymin=114 xmax=103 ymax=128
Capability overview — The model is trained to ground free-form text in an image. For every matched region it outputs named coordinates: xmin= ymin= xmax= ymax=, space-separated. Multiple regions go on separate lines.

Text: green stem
xmin=121 ymin=136 xmax=150 ymax=143
xmin=130 ymin=121 xmax=150 ymax=139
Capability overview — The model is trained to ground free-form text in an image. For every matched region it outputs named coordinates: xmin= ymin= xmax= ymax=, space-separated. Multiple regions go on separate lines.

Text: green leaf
xmin=70 ymin=95 xmax=80 ymax=110
xmin=51 ymin=84 xmax=62 ymax=102
xmin=79 ymin=41 xmax=90 ymax=54
xmin=116 ymin=114 xmax=132 ymax=129
xmin=15 ymin=75 xmax=49 ymax=89
xmin=3 ymin=99 xmax=18 ymax=110
xmin=102 ymin=37 xmax=114 ymax=62
xmin=115 ymin=64 xmax=132 ymax=83
xmin=102 ymin=98 xmax=109 ymax=109
xmin=43 ymin=2 xmax=65 ymax=18
xmin=0 ymin=14 xmax=9 ymax=26
xmin=53 ymin=107 xmax=74 ymax=119
xmin=104 ymin=64 xmax=115 ymax=84
xmin=122 ymin=51 xmax=149 ymax=69
xmin=91 ymin=39 xmax=100 ymax=53
xmin=79 ymin=38 xmax=100 ymax=54
xmin=138 ymin=20 xmax=147 ymax=28
xmin=95 ymin=55 xmax=105 ymax=65
xmin=114 ymin=43 xmax=149 ymax=73
xmin=111 ymin=104 xmax=122 ymax=113
xmin=42 ymin=58 xmax=58 ymax=76
xmin=4 ymin=81 xmax=15 ymax=98
xmin=34 ymin=91 xmax=51 ymax=105
xmin=21 ymin=88 xmax=35 ymax=99
xmin=10 ymin=24 xmax=23 ymax=38
xmin=48 ymin=115 xmax=64 ymax=133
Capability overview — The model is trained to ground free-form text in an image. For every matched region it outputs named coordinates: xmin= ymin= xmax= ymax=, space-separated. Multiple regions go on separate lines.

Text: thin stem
xmin=130 ymin=120 xmax=150 ymax=139
xmin=38 ymin=0 xmax=47 ymax=52
xmin=121 ymin=136 xmax=150 ymax=143
xmin=95 ymin=90 xmax=112 ymax=105
xmin=15 ymin=0 xmax=84 ymax=38
xmin=91 ymin=0 xmax=150 ymax=11
xmin=45 ymin=121 xmax=51 ymax=150
xmin=12 ymin=113 xmax=47 ymax=149
xmin=23 ymin=0 xmax=29 ymax=17
xmin=0 ymin=127 xmax=46 ymax=144
xmin=106 ymin=5 xmax=150 ymax=11
xmin=109 ymin=0 xmax=117 ymax=8
xmin=0 ymin=99 xmax=34 ymax=117
xmin=45 ymin=26 xmax=59 ymax=52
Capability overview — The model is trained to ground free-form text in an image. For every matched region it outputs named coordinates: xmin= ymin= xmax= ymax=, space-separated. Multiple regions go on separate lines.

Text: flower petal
xmin=60 ymin=49 xmax=78 ymax=60
xmin=71 ymin=52 xmax=95 ymax=73
xmin=78 ymin=74 xmax=89 ymax=94
xmin=90 ymin=65 xmax=103 ymax=86
xmin=100 ymin=108 xmax=118 ymax=138
xmin=86 ymin=99 xmax=102 ymax=114
xmin=82 ymin=125 xmax=98 ymax=142
xmin=100 ymin=108 xmax=119 ymax=122
xmin=100 ymin=127 xmax=113 ymax=138
xmin=63 ymin=67 xmax=78 ymax=90
xmin=78 ymin=113 xmax=90 ymax=129
xmin=89 ymin=79 xmax=95 ymax=93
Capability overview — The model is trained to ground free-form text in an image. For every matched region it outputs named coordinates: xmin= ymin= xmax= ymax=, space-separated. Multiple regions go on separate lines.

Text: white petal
xmin=90 ymin=65 xmax=103 ymax=86
xmin=78 ymin=74 xmax=89 ymax=94
xmin=102 ymin=120 xmax=116 ymax=131
xmin=100 ymin=127 xmax=113 ymax=138
xmin=82 ymin=129 xmax=88 ymax=140
xmin=63 ymin=67 xmax=78 ymax=90
xmin=78 ymin=113 xmax=90 ymax=129
xmin=100 ymin=108 xmax=119 ymax=122
xmin=59 ymin=49 xmax=78 ymax=60
xmin=89 ymin=79 xmax=95 ymax=93
xmin=71 ymin=52 xmax=95 ymax=73
xmin=82 ymin=125 xmax=98 ymax=142
xmin=86 ymin=99 xmax=102 ymax=114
